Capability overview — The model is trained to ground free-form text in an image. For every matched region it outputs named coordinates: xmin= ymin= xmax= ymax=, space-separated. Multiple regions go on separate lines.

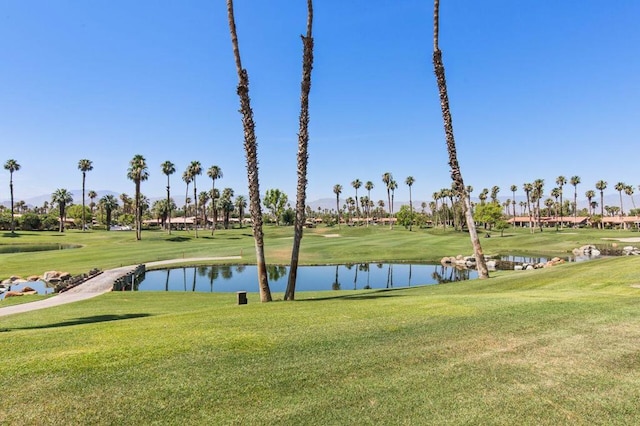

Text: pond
xmin=130 ymin=263 xmax=478 ymax=293
xmin=0 ymin=280 xmax=53 ymax=301
xmin=0 ymin=243 xmax=81 ymax=254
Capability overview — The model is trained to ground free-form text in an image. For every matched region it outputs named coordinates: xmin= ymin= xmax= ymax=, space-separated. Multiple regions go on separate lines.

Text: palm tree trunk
xmin=433 ymin=0 xmax=488 ymax=279
xmin=193 ymin=180 xmax=198 ymax=238
xmin=135 ymin=181 xmax=141 ymax=240
xmin=9 ymin=179 xmax=15 ymax=234
xmin=82 ymin=173 xmax=86 ymax=231
xmin=227 ymin=0 xmax=272 ymax=302
xmin=167 ymin=176 xmax=172 ymax=235
xmin=286 ymin=0 xmax=314 ymax=301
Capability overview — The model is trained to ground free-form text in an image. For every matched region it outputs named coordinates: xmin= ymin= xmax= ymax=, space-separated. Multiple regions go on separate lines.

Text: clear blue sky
xmin=1 ymin=1 xmax=639 ymax=206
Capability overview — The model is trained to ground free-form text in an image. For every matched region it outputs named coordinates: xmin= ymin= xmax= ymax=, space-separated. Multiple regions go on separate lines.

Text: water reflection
xmin=135 ymin=263 xmax=480 ymax=293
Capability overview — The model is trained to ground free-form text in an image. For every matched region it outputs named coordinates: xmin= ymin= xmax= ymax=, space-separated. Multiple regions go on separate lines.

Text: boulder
xmin=21 ymin=286 xmax=36 ymax=293
xmin=4 ymin=291 xmax=23 ymax=298
xmin=27 ymin=275 xmax=41 ymax=282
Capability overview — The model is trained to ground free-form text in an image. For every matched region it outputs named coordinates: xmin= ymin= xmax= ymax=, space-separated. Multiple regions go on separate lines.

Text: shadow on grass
xmin=167 ymin=236 xmax=191 ymax=242
xmin=298 ymin=287 xmax=412 ymax=302
xmin=2 ymin=232 xmax=22 ymax=238
xmin=3 ymin=313 xmax=152 ymax=331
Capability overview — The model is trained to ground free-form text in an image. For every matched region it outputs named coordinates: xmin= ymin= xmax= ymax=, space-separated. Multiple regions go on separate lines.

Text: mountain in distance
xmin=1 ymin=190 xmax=120 ymax=209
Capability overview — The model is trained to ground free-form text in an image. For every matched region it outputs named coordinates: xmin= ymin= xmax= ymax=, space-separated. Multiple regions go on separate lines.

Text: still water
xmin=133 ymin=263 xmax=479 ymax=293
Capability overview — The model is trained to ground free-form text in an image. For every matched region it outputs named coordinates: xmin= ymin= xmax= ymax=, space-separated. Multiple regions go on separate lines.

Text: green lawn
xmin=2 ymin=226 xmax=640 ymax=424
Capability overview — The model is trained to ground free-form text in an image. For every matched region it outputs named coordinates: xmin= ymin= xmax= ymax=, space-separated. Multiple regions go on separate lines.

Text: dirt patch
xmin=630 ymin=284 xmax=640 ymax=289
xmin=323 ymin=234 xmax=341 ymax=238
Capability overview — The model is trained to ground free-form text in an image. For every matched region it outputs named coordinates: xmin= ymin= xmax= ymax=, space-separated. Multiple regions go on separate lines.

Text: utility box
xmin=237 ymin=291 xmax=248 ymax=305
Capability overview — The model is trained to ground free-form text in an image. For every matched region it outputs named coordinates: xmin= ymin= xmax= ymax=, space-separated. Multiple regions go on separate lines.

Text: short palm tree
xmin=161 ymin=161 xmax=176 ymax=234
xmin=510 ymin=184 xmax=517 ymax=218
xmin=235 ymin=195 xmax=247 ymax=227
xmin=365 ymin=181 xmax=374 ymax=226
xmin=126 ymin=154 xmax=149 ymax=240
xmin=78 ymin=159 xmax=93 ymax=231
xmin=4 ymin=159 xmax=21 ymax=234
xmin=207 ymin=165 xmax=223 ymax=235
xmin=51 ymin=188 xmax=73 ymax=233
xmin=88 ymin=190 xmax=98 ymax=216
xmin=99 ymin=194 xmax=119 ymax=231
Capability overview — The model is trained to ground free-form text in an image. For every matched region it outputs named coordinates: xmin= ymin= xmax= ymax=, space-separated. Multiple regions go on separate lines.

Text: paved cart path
xmin=0 ymin=256 xmax=241 ymax=318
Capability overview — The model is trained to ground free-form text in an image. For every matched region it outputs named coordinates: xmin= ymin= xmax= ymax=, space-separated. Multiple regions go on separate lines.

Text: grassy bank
xmin=2 ymin=254 xmax=640 ymax=424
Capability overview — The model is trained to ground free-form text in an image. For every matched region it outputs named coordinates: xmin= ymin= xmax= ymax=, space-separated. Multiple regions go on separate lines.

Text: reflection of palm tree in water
xmin=208 ymin=266 xmax=219 ymax=292
xmin=192 ymin=268 xmax=197 ymax=292
xmin=358 ymin=263 xmax=368 ymax=290
xmin=386 ymin=264 xmax=394 ymax=288
xmin=408 ymin=264 xmax=412 ymax=287
xmin=182 ymin=267 xmax=187 ymax=291
xmin=220 ymin=265 xmax=233 ymax=280
xmin=165 ymin=269 xmax=171 ymax=291
xmin=267 ymin=265 xmax=287 ymax=281
xmin=332 ymin=265 xmax=341 ymax=290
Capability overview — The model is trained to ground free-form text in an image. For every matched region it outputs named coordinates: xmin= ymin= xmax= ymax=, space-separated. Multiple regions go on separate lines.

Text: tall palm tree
xmin=333 ymin=184 xmax=342 ymax=228
xmin=161 ymin=161 xmax=176 ymax=234
xmin=615 ymin=182 xmax=626 ymax=218
xmin=4 ymin=159 xmax=21 ymax=234
xmin=382 ymin=172 xmax=392 ymax=224
xmin=595 ymin=180 xmax=607 ymax=228
xmin=88 ymin=190 xmax=97 ymax=216
xmin=551 ymin=187 xmax=561 ymax=220
xmin=405 ymin=176 xmax=415 ymax=231
xmin=523 ymin=182 xmax=533 ymax=231
xmin=227 ymin=0 xmax=272 ymax=302
xmin=510 ymin=184 xmax=517 ymax=218
xmin=51 ymin=188 xmax=73 ymax=233
xmin=432 ymin=0 xmax=488 ymax=278
xmin=286 ymin=0 xmax=314 ymax=301
xmin=126 ymin=154 xmax=149 ymax=240
xmin=388 ymin=179 xmax=398 ymax=229
xmin=555 ymin=176 xmax=566 ymax=228
xmin=570 ymin=175 xmax=581 ymax=224
xmin=182 ymin=169 xmax=192 ymax=232
xmin=207 ymin=165 xmax=223 ymax=235
xmin=77 ymin=159 xmax=93 ymax=231
xmin=585 ymin=189 xmax=596 ymax=216
xmin=188 ymin=161 xmax=202 ymax=238
xmin=99 ymin=194 xmax=119 ymax=231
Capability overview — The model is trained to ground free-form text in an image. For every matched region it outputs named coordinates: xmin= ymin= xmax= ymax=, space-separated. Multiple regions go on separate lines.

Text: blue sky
xmin=1 ymin=1 xmax=639 ymax=207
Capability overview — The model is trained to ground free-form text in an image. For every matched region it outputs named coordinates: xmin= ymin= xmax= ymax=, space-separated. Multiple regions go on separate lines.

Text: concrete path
xmin=0 ymin=256 xmax=241 ymax=318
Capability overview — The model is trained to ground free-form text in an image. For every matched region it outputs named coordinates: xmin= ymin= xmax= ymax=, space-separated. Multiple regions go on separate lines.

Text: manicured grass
xmin=2 ymin=226 xmax=640 ymax=424
xmin=1 ymin=225 xmax=634 ymax=279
